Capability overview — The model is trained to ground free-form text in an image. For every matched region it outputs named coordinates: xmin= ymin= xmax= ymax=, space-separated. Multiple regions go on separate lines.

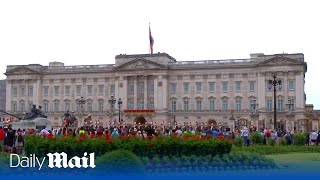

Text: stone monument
xmin=12 ymin=105 xmax=51 ymax=130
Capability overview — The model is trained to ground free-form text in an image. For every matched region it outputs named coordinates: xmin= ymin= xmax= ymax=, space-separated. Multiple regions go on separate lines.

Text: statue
xmin=24 ymin=105 xmax=47 ymax=120
xmin=62 ymin=110 xmax=77 ymax=127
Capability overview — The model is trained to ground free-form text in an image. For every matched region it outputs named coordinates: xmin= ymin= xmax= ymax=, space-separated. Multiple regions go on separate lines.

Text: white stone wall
xmin=5 ymin=53 xmax=308 ymax=130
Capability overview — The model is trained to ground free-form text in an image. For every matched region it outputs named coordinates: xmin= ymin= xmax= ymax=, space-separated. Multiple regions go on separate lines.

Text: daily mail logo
xmin=10 ymin=152 xmax=95 ymax=170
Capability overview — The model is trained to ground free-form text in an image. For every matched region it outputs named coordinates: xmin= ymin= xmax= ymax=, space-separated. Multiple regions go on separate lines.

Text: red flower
xmin=48 ymin=133 xmax=55 ymax=140
xmin=90 ymin=134 xmax=95 ymax=139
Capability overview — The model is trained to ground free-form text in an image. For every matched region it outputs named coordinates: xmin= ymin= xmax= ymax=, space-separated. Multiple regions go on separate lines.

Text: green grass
xmin=265 ymin=153 xmax=320 ymax=170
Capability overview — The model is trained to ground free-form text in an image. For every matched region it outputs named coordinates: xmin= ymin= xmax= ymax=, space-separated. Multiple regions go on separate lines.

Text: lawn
xmin=265 ymin=153 xmax=320 ymax=171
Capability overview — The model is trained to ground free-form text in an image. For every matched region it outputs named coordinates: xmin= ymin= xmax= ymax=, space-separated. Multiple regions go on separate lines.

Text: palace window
xmin=288 ymin=80 xmax=295 ymax=90
xmin=19 ymin=100 xmax=25 ymax=112
xmin=196 ymin=100 xmax=202 ymax=112
xmin=87 ymin=85 xmax=93 ymax=96
xmin=65 ymin=86 xmax=70 ymax=96
xmin=43 ymin=86 xmax=49 ymax=97
xmin=171 ymin=101 xmax=177 ymax=112
xmin=236 ymin=99 xmax=242 ymax=111
xmin=54 ymin=86 xmax=60 ymax=96
xmin=209 ymin=100 xmax=215 ymax=111
xmin=148 ymin=83 xmax=154 ymax=93
xmin=138 ymin=100 xmax=144 ymax=110
xmin=43 ymin=101 xmax=49 ymax=112
xmin=183 ymin=100 xmax=189 ymax=111
xmin=222 ymin=82 xmax=228 ymax=92
xmin=183 ymin=83 xmax=189 ymax=93
xmin=267 ymin=99 xmax=273 ymax=111
xmin=54 ymin=101 xmax=60 ymax=112
xmin=127 ymin=99 xmax=134 ymax=110
xmin=28 ymin=86 xmax=33 ymax=97
xmin=65 ymin=102 xmax=71 ymax=111
xmin=12 ymin=87 xmax=17 ymax=97
xmin=128 ymin=84 xmax=134 ymax=94
xmin=12 ymin=101 xmax=17 ymax=112
xmin=110 ymin=85 xmax=115 ymax=95
xmin=235 ymin=82 xmax=241 ymax=92
xmin=76 ymin=85 xmax=82 ymax=96
xmin=20 ymin=86 xmax=26 ymax=97
xmin=209 ymin=82 xmax=215 ymax=93
xmin=98 ymin=100 xmax=104 ymax=112
xmin=28 ymin=101 xmax=33 ymax=111
xmin=222 ymin=100 xmax=228 ymax=110
xmin=277 ymin=99 xmax=283 ymax=111
xmin=171 ymin=83 xmax=177 ymax=93
xmin=98 ymin=85 xmax=104 ymax=95
xmin=149 ymin=101 xmax=154 ymax=109
xmin=87 ymin=101 xmax=93 ymax=112
xmin=249 ymin=81 xmax=255 ymax=92
xmin=196 ymin=82 xmax=202 ymax=93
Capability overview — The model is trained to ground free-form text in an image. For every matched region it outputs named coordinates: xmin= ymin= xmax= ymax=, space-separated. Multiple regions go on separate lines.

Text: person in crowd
xmin=241 ymin=127 xmax=249 ymax=146
xmin=305 ymin=132 xmax=310 ymax=146
xmin=0 ymin=126 xmax=5 ymax=152
xmin=284 ymin=132 xmax=293 ymax=145
xmin=317 ymin=130 xmax=320 ymax=146
xmin=5 ymin=128 xmax=15 ymax=153
xmin=16 ymin=129 xmax=24 ymax=154
xmin=309 ymin=130 xmax=318 ymax=145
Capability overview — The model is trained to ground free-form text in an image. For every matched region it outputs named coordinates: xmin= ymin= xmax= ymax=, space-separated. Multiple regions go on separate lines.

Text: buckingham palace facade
xmin=5 ymin=52 xmax=316 ymax=132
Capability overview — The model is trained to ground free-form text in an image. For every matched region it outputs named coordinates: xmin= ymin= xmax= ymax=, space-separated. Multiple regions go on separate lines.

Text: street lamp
xmin=76 ymin=96 xmax=86 ymax=127
xmin=267 ymin=74 xmax=282 ymax=130
xmin=118 ymin=98 xmax=122 ymax=123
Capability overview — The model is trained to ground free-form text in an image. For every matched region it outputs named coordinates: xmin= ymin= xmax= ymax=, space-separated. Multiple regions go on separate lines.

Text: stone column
xmin=6 ymin=80 xmax=12 ymax=111
xmin=203 ymin=74 xmax=208 ymax=111
xmin=157 ymin=75 xmax=163 ymax=110
xmin=93 ymin=78 xmax=98 ymax=111
xmin=114 ymin=76 xmax=119 ymax=102
xmin=35 ymin=79 xmax=41 ymax=107
xmin=134 ymin=76 xmax=138 ymax=109
xmin=153 ymin=75 xmax=158 ymax=110
xmin=122 ymin=76 xmax=128 ymax=109
xmin=215 ymin=74 xmax=221 ymax=110
xmin=144 ymin=76 xmax=148 ymax=109
xmin=295 ymin=71 xmax=304 ymax=111
xmin=71 ymin=78 xmax=76 ymax=110
xmin=257 ymin=72 xmax=266 ymax=110
xmin=162 ymin=75 xmax=168 ymax=110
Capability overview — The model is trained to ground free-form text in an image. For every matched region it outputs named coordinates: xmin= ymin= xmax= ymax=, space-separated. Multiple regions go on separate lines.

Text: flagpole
xmin=149 ymin=23 xmax=150 ymax=54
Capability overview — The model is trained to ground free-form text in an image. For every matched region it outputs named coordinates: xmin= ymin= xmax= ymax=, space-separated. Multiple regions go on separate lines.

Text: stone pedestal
xmin=229 ymin=121 xmax=235 ymax=132
xmin=11 ymin=117 xmax=51 ymax=130
xmin=286 ymin=113 xmax=295 ymax=133
xmin=312 ymin=120 xmax=319 ymax=132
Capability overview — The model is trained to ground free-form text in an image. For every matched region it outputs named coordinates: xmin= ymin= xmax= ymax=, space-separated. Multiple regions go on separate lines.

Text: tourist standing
xmin=317 ymin=131 xmax=320 ymax=146
xmin=0 ymin=126 xmax=5 ymax=151
xmin=5 ymin=128 xmax=15 ymax=153
xmin=241 ymin=127 xmax=249 ymax=146
xmin=309 ymin=130 xmax=318 ymax=145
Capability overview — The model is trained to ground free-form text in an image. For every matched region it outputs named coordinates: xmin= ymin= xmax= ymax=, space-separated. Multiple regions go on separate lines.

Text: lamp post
xmin=76 ymin=96 xmax=86 ymax=127
xmin=118 ymin=98 xmax=122 ymax=123
xmin=268 ymin=74 xmax=282 ymax=130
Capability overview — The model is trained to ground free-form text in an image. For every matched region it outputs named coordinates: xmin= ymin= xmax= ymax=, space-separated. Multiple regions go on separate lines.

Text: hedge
xmin=24 ymin=135 xmax=232 ymax=158
xmin=143 ymin=152 xmax=277 ymax=174
xmin=232 ymin=145 xmax=320 ymax=155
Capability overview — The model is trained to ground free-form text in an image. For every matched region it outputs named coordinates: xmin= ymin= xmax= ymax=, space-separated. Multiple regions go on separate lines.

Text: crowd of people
xmin=1 ymin=124 xmax=320 ymax=155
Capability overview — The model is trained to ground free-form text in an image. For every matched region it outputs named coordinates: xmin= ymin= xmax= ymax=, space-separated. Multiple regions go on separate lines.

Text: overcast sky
xmin=0 ymin=0 xmax=319 ymax=108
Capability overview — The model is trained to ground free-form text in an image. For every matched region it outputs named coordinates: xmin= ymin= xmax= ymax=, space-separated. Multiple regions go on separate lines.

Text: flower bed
xmin=24 ymin=135 xmax=232 ymax=158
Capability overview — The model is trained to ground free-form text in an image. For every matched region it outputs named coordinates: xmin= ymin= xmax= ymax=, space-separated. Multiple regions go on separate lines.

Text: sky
xmin=0 ymin=0 xmax=319 ymax=108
